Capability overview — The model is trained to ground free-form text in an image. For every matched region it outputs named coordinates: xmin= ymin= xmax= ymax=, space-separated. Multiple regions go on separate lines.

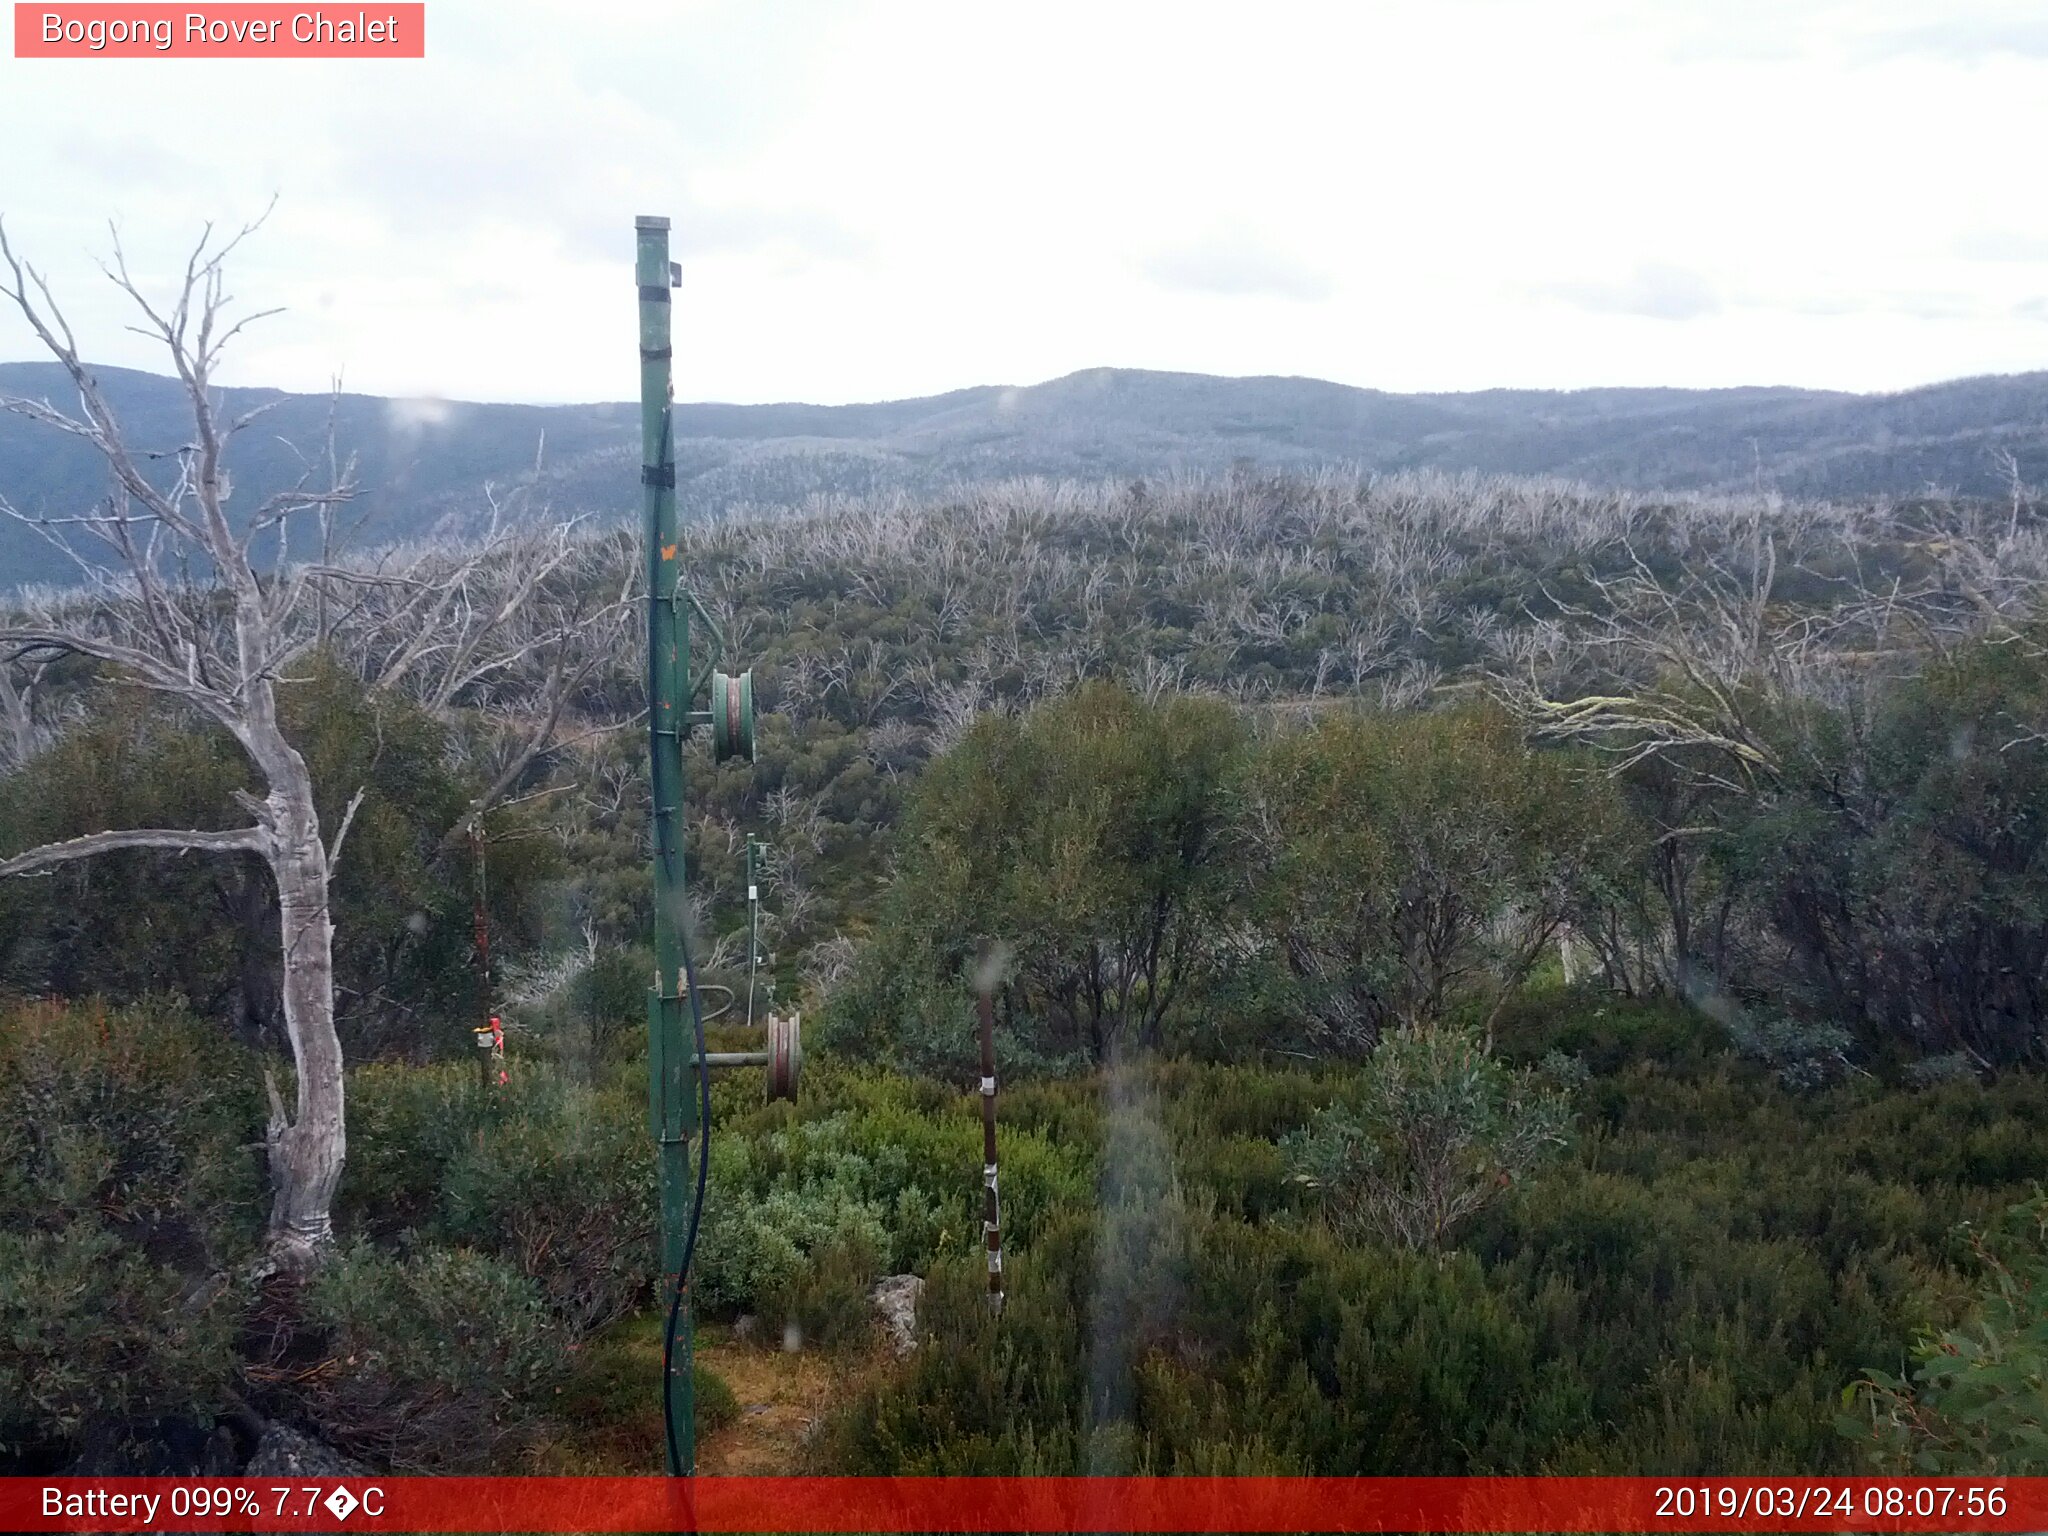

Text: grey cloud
xmin=1654 ymin=3 xmax=2048 ymax=67
xmin=324 ymin=59 xmax=867 ymax=271
xmin=1954 ymin=228 xmax=2048 ymax=263
xmin=1847 ymin=12 xmax=2048 ymax=62
xmin=669 ymin=203 xmax=871 ymax=264
xmin=56 ymin=134 xmax=200 ymax=187
xmin=1881 ymin=291 xmax=1988 ymax=321
xmin=1141 ymin=235 xmax=1334 ymax=303
xmin=1759 ymin=287 xmax=2005 ymax=322
xmin=1650 ymin=2 xmax=1848 ymax=64
xmin=1776 ymin=290 xmax=1989 ymax=321
xmin=1775 ymin=292 xmax=1863 ymax=318
xmin=1541 ymin=262 xmax=1722 ymax=321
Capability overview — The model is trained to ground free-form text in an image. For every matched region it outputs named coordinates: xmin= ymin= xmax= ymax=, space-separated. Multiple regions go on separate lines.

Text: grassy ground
xmin=542 ymin=1312 xmax=884 ymax=1474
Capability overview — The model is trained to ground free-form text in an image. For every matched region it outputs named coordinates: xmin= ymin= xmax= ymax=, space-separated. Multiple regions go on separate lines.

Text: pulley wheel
xmin=711 ymin=668 xmax=756 ymax=763
xmin=765 ymin=1011 xmax=801 ymax=1102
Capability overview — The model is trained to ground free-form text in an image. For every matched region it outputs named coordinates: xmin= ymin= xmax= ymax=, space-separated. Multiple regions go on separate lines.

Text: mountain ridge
xmin=2 ymin=360 xmax=2044 ymax=589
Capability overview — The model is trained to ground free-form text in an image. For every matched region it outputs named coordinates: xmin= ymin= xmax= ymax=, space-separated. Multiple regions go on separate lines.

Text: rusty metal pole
xmin=467 ymin=814 xmax=504 ymax=1092
xmin=976 ymin=940 xmax=1004 ymax=1313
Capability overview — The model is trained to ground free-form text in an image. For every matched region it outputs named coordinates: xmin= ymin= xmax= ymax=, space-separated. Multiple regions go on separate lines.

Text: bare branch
xmin=325 ymin=785 xmax=367 ymax=872
xmin=0 ymin=824 xmax=264 ymax=879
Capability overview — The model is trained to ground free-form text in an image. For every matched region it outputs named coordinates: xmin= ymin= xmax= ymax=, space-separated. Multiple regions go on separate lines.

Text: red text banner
xmin=3 ymin=1476 xmax=2042 ymax=1533
xmin=14 ymin=4 xmax=424 ymax=57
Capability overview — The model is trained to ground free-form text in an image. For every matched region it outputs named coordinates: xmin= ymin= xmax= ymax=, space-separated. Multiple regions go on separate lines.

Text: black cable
xmin=661 ymin=920 xmax=714 ymax=1478
xmin=649 ymin=350 xmax=709 ymax=1479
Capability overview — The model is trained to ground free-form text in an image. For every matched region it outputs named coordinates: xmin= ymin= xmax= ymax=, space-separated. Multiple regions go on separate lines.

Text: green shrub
xmin=1244 ymin=703 xmax=1634 ymax=1052
xmin=764 ymin=1230 xmax=883 ymax=1350
xmin=694 ymin=1126 xmax=899 ymax=1317
xmin=1722 ymin=634 xmax=2048 ymax=1068
xmin=437 ymin=1084 xmax=654 ymax=1334
xmin=826 ymin=1233 xmax=1092 ymax=1474
xmin=0 ymin=998 xmax=263 ymax=1261
xmin=0 ymin=1002 xmax=254 ymax=1473
xmin=1287 ymin=1026 xmax=1571 ymax=1251
xmin=301 ymin=1243 xmax=566 ymax=1471
xmin=341 ymin=1062 xmax=655 ymax=1334
xmin=337 ymin=1060 xmax=490 ymax=1235
xmin=0 ymin=1224 xmax=241 ymax=1456
xmin=1727 ymin=1013 xmax=1857 ymax=1093
xmin=0 ymin=667 xmax=559 ymax=1055
xmin=831 ymin=1202 xmax=1548 ymax=1476
xmin=1491 ymin=989 xmax=1722 ymax=1076
xmin=835 ymin=683 xmax=1246 ymax=1070
xmin=1841 ymin=1193 xmax=2048 ymax=1473
xmin=693 ymin=1360 xmax=739 ymax=1434
xmin=688 ymin=1072 xmax=1091 ymax=1326
xmin=573 ymin=945 xmax=655 ymax=1057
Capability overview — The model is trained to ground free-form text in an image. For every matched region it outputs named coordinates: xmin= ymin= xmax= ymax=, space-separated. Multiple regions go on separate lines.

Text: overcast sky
xmin=2 ymin=0 xmax=2046 ymax=405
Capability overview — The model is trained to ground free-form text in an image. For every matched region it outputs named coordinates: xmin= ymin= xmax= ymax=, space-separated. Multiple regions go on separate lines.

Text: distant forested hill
xmin=3 ymin=360 xmax=2045 ymax=588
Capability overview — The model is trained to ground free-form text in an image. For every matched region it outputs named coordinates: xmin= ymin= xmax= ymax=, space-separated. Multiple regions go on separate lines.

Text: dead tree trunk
xmin=261 ymin=767 xmax=348 ymax=1262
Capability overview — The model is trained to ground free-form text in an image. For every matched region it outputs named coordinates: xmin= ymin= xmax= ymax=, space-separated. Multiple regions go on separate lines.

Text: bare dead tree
xmin=328 ymin=514 xmax=636 ymax=856
xmin=820 ymin=636 xmax=909 ymax=725
xmin=1997 ymin=447 xmax=2030 ymax=549
xmin=0 ymin=650 xmax=54 ymax=769
xmin=1496 ymin=515 xmax=1785 ymax=795
xmin=0 ymin=212 xmax=360 ymax=1268
xmin=0 ymin=216 xmax=632 ymax=1267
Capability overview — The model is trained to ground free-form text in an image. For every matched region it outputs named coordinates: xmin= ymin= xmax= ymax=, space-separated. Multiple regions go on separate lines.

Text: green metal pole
xmin=637 ymin=214 xmax=696 ymax=1475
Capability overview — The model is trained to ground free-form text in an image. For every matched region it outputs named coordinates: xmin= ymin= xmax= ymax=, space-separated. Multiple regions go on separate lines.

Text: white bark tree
xmin=0 ymin=215 xmax=628 ymax=1268
xmin=0 ymin=215 xmax=359 ymax=1268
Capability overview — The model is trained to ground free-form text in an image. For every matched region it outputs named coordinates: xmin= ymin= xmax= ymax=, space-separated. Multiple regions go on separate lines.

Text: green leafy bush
xmin=1841 ymin=1193 xmax=2048 ymax=1472
xmin=341 ymin=1062 xmax=655 ymax=1333
xmin=832 ymin=682 xmax=1245 ymax=1070
xmin=1287 ymin=1026 xmax=1571 ymax=1251
xmin=0 ymin=990 xmax=262 ymax=1481
xmin=689 ymin=1069 xmax=1093 ymax=1328
xmin=0 ymin=665 xmax=559 ymax=1057
xmin=0 ymin=998 xmax=263 ymax=1260
xmin=1726 ymin=1013 xmax=1858 ymax=1093
xmin=693 ymin=1360 xmax=739 ymax=1434
xmin=336 ymin=1061 xmax=488 ymax=1235
xmin=1722 ymin=635 xmax=2048 ymax=1068
xmin=301 ymin=1243 xmax=566 ymax=1471
xmin=766 ymin=1230 xmax=886 ymax=1350
xmin=437 ymin=1086 xmax=655 ymax=1334
xmin=1246 ymin=704 xmax=1632 ymax=1052
xmin=695 ymin=1117 xmax=914 ymax=1318
xmin=0 ymin=1224 xmax=241 ymax=1456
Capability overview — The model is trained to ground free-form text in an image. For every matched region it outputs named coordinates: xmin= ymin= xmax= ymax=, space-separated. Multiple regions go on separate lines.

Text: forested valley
xmin=5 ymin=437 xmax=2046 ymax=1478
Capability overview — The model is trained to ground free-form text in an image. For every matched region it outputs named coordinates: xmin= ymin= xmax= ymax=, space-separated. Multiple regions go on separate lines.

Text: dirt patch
xmin=540 ymin=1314 xmax=888 ymax=1475
xmin=694 ymin=1332 xmax=848 ymax=1475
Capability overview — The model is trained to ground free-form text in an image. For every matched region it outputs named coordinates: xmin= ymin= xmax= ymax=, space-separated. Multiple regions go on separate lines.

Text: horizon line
xmin=1 ymin=357 xmax=2041 ymax=413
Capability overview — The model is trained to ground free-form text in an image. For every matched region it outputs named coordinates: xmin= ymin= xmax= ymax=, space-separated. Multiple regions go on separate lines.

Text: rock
xmin=243 ymin=1422 xmax=367 ymax=1478
xmin=871 ymin=1273 xmax=924 ymax=1358
xmin=731 ymin=1313 xmax=760 ymax=1343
